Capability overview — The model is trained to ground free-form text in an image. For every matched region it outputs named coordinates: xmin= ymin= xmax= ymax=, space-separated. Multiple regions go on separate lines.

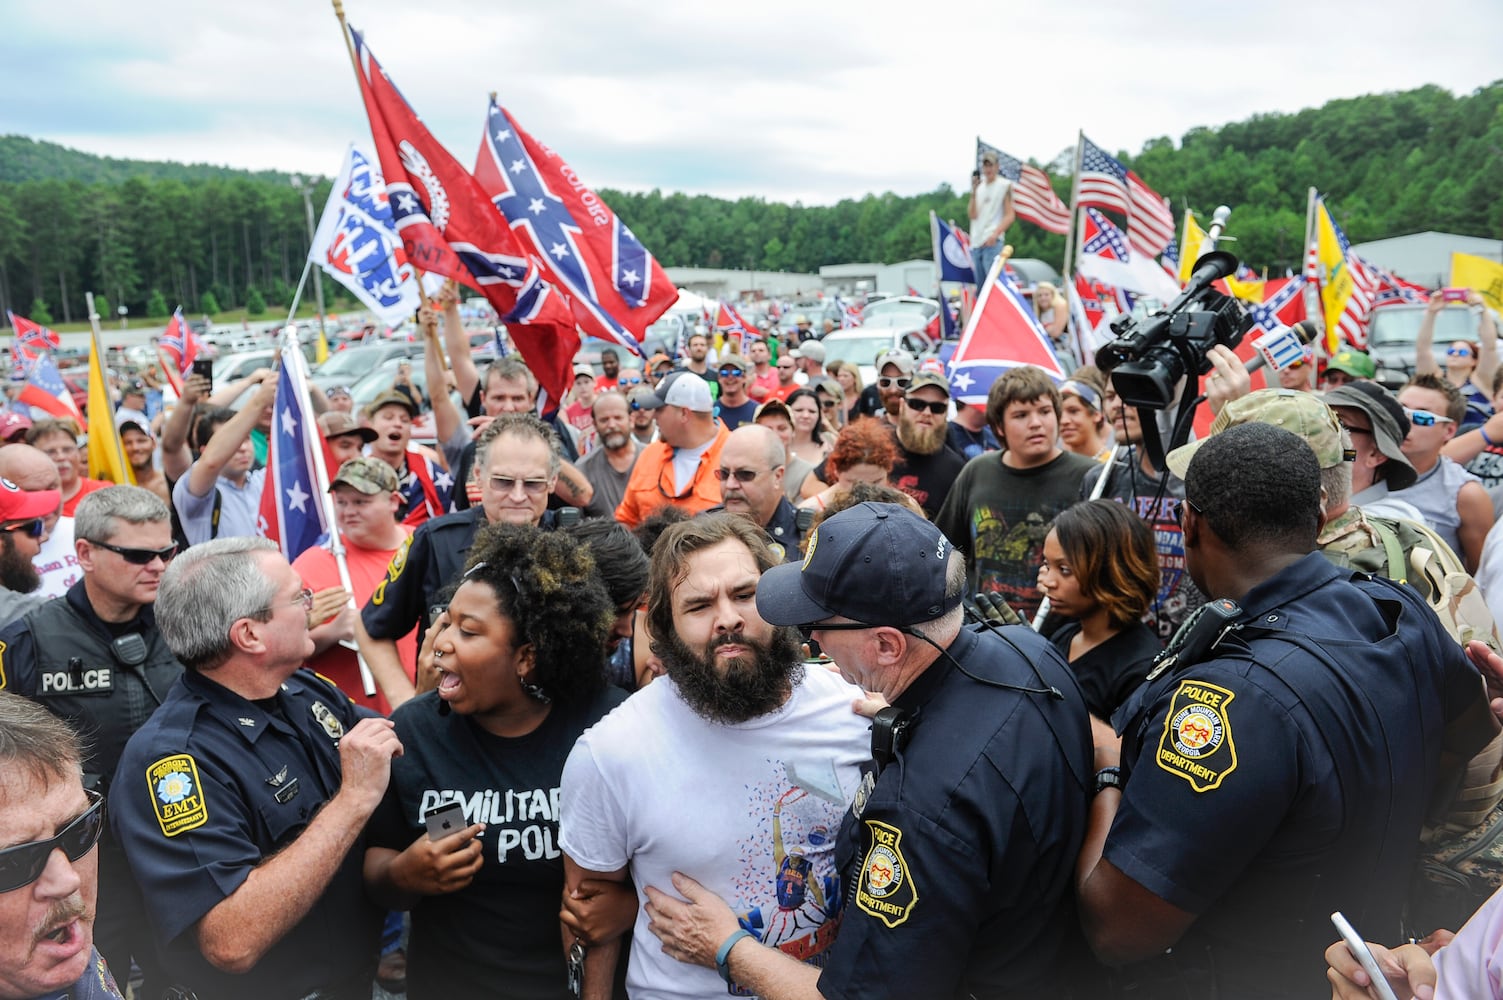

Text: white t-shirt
xmin=669 ymin=436 xmax=714 ymax=495
xmin=969 ymin=176 xmax=1012 ymax=246
xmin=560 ymin=667 xmax=871 ymax=1000
xmin=33 ymin=517 xmax=79 ymax=599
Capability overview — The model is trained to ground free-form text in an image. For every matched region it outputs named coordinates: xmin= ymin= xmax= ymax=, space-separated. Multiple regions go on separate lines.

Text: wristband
xmin=715 ymin=929 xmax=754 ymax=983
xmin=1483 ymin=426 xmax=1497 ymax=448
xmin=1094 ymin=766 xmax=1123 ymax=796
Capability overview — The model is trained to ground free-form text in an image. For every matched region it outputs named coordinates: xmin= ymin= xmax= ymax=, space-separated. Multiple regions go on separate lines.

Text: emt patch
xmin=855 ymin=820 xmax=916 ymax=928
xmin=147 ymin=754 xmax=208 ymax=837
xmin=1156 ymin=679 xmax=1238 ymax=792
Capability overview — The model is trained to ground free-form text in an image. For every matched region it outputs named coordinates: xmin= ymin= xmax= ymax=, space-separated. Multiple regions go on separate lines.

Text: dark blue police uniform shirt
xmin=362 ymin=505 xmax=485 ymax=642
xmin=1108 ymin=552 xmax=1485 ymax=993
xmin=817 ymin=624 xmax=1093 ymax=1000
xmin=109 ymin=668 xmax=381 ymax=1000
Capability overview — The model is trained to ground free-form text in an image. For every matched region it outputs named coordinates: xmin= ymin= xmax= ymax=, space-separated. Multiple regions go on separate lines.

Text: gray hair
xmin=157 ymin=537 xmax=279 ymax=671
xmin=75 ymin=485 xmax=171 ymax=542
xmin=1321 ymin=428 xmax=1354 ymax=516
xmin=0 ymin=691 xmax=82 ymax=787
xmin=473 ymin=412 xmax=563 ymax=479
xmin=911 ymin=549 xmax=967 ymax=644
xmin=485 ymin=356 xmax=537 ymax=398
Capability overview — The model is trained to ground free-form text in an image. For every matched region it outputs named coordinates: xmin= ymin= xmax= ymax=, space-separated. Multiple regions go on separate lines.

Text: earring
xmin=520 ymin=677 xmax=551 ymax=704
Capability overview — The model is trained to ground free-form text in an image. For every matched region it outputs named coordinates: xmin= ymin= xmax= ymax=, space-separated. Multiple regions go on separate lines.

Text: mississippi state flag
xmin=947 ymin=259 xmax=1065 ymax=406
xmin=257 ymin=341 xmax=329 ymax=561
xmin=156 ymin=307 xmax=203 ymax=395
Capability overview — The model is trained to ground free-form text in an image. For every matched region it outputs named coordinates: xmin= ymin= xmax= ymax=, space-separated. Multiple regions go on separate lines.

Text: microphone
xmin=1241 ymin=322 xmax=1318 ymax=377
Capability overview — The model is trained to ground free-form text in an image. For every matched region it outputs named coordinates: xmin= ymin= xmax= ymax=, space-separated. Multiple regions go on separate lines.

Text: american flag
xmin=1314 ymin=197 xmax=1380 ymax=349
xmin=982 ymin=141 xmax=1072 ymax=235
xmin=257 ymin=339 xmax=330 ymax=561
xmin=1077 ymin=136 xmax=1175 ymax=258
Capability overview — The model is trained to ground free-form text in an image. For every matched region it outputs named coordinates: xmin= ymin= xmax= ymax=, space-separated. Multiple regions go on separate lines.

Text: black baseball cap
xmin=757 ymin=502 xmax=960 ymax=627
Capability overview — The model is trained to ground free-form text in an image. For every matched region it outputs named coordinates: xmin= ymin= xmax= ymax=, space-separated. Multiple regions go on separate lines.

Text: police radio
xmin=870 ymin=706 xmax=912 ymax=772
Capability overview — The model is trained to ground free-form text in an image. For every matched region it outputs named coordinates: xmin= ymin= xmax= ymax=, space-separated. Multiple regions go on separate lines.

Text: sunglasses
xmin=1407 ymin=408 xmax=1455 ymax=427
xmin=0 ymin=790 xmax=105 ymax=894
xmin=714 ymin=467 xmax=777 ymax=484
xmin=255 ymin=587 xmax=315 ymax=617
xmin=718 ymin=367 xmax=745 ymax=378
xmin=0 ymin=518 xmax=45 ymax=539
xmin=905 ymin=398 xmax=948 ymax=416
xmin=878 ymin=377 xmax=912 ymax=390
xmin=1447 ymin=347 xmax=1475 ymax=358
xmin=796 ymin=621 xmax=879 ymax=643
xmin=87 ymin=539 xmax=179 ymax=564
xmin=490 ymin=476 xmax=552 ymax=496
xmin=619 ymin=377 xmax=644 ymax=386
xmin=1285 ymin=359 xmax=1308 ymax=370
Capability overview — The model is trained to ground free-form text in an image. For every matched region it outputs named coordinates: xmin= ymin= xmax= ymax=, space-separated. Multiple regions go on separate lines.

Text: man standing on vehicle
xmin=968 ymin=151 xmax=1014 ymax=292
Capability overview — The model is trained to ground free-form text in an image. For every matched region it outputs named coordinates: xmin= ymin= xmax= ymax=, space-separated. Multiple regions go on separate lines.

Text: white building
xmin=1351 ymin=231 xmax=1503 ymax=287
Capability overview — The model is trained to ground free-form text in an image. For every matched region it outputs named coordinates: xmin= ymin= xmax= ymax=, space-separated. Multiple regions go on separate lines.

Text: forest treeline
xmin=1 ymin=80 xmax=1498 ymax=324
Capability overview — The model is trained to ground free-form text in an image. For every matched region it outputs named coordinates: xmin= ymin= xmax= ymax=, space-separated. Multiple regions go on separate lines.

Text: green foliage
xmin=199 ymin=290 xmax=220 ymax=315
xmin=144 ymin=289 xmax=168 ymax=318
xmin=28 ymin=298 xmax=51 ymax=325
xmin=93 ymin=295 xmax=110 ymax=320
xmin=245 ymin=287 xmax=266 ymax=316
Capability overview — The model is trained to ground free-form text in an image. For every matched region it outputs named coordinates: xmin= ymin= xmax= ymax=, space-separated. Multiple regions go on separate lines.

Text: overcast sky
xmin=5 ymin=0 xmax=1499 ymax=205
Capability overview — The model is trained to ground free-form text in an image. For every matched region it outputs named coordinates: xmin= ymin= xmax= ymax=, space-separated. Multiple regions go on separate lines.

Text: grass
xmin=15 ymin=298 xmax=368 ymax=335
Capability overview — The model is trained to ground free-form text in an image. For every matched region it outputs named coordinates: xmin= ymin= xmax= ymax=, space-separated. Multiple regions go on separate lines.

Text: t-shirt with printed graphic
xmin=934 ymin=450 xmax=1095 ymax=621
xmin=367 ymin=686 xmax=625 ymax=999
xmin=1082 ymin=450 xmax=1207 ymax=642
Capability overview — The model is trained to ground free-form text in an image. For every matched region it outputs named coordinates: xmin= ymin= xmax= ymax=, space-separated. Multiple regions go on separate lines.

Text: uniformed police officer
xmin=0 ymin=485 xmax=180 ymax=996
xmin=704 ymin=424 xmax=805 ymax=562
xmin=110 ymin=537 xmax=402 ymax=1000
xmin=1076 ymin=422 xmax=1495 ymax=998
xmin=643 ymin=502 xmax=1094 ymax=998
xmin=355 ymin=411 xmax=568 ymax=709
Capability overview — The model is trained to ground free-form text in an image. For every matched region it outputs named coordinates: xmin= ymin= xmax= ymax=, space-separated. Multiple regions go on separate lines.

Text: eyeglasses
xmin=905 ymin=398 xmax=948 ymax=416
xmin=0 ymin=518 xmax=44 ymax=539
xmin=489 ymin=476 xmax=551 ymax=497
xmin=619 ymin=377 xmax=644 ymax=386
xmin=1285 ymin=359 xmax=1308 ymax=370
xmin=715 ymin=466 xmax=779 ymax=484
xmin=328 ymin=386 xmax=353 ymax=397
xmin=820 ymin=399 xmax=838 ymax=410
xmin=1407 ymin=408 xmax=1455 ymax=427
xmin=718 ymin=367 xmax=745 ymax=378
xmin=1447 ymin=347 xmax=1475 ymax=358
xmin=86 ymin=539 xmax=179 ymax=565
xmin=878 ymin=377 xmax=912 ymax=390
xmin=0 ymin=790 xmax=105 ymax=894
xmin=255 ymin=587 xmax=315 ymax=617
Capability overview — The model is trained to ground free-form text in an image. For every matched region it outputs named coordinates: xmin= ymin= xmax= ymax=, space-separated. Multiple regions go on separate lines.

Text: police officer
xmin=356 ymin=412 xmax=570 ymax=709
xmin=0 ymin=485 xmax=181 ymax=994
xmin=110 ymin=537 xmax=402 ymax=1000
xmin=1075 ymin=422 xmax=1495 ymax=997
xmin=642 ymin=502 xmax=1094 ymax=998
xmin=703 ymin=424 xmax=805 ymax=562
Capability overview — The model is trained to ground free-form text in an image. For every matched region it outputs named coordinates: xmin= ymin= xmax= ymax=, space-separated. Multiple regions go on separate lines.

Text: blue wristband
xmin=715 ymin=929 xmax=754 ymax=983
xmin=1483 ymin=426 xmax=1497 ymax=448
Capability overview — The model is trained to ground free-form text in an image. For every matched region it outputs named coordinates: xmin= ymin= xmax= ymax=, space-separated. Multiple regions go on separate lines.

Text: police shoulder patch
xmin=855 ymin=820 xmax=917 ymax=928
xmin=371 ymin=535 xmax=413 ymax=607
xmin=1155 ymin=678 xmax=1238 ymax=792
xmin=147 ymin=754 xmax=208 ymax=837
xmin=0 ymin=639 xmax=7 ymax=690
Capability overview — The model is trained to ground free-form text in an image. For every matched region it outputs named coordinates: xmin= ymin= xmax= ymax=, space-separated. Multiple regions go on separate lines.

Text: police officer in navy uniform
xmin=642 ymin=502 xmax=1094 ymax=999
xmin=1076 ymin=422 xmax=1496 ymax=998
xmin=356 ymin=412 xmax=572 ymax=709
xmin=109 ymin=537 xmax=403 ymax=1000
xmin=0 ymin=485 xmax=181 ymax=997
xmin=702 ymin=424 xmax=805 ymax=563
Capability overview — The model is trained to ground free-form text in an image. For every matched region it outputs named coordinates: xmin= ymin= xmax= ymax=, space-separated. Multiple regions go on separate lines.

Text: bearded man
xmin=560 ymin=514 xmax=870 ymax=999
xmin=890 ymin=372 xmax=966 ymax=518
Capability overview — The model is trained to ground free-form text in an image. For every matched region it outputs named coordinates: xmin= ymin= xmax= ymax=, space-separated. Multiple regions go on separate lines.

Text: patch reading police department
xmin=856 ymin=820 xmax=917 ymax=928
xmin=370 ymin=534 xmax=412 ymax=606
xmin=1156 ymin=679 xmax=1238 ymax=792
xmin=147 ymin=754 xmax=208 ymax=837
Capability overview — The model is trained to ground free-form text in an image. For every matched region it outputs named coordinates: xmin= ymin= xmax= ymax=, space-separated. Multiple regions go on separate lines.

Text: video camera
xmin=1096 ymin=251 xmax=1253 ymax=410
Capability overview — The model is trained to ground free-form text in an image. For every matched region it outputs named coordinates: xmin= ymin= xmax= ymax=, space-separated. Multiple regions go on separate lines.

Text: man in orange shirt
xmin=615 ymin=372 xmax=728 ymax=529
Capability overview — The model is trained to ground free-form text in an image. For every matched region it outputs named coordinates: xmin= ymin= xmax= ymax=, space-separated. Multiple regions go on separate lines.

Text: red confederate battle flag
xmin=345 ymin=25 xmax=578 ymax=410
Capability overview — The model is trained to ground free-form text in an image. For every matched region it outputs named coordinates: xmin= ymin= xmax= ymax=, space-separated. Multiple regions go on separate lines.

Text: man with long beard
xmin=560 ymin=514 xmax=871 ymax=999
xmin=889 ymin=372 xmax=966 ymax=518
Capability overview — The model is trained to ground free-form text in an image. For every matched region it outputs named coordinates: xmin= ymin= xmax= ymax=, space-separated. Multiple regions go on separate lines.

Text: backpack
xmin=1368 ymin=514 xmax=1500 ymax=650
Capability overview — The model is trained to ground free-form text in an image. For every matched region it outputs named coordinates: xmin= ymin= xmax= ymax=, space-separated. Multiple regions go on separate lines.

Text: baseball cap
xmin=330 ymin=456 xmax=400 ymax=495
xmin=318 ymin=411 xmax=379 ymax=444
xmin=573 ymin=364 xmax=595 ymax=380
xmin=0 ymin=477 xmax=60 ymax=521
xmin=1325 ymin=348 xmax=1377 ymax=381
xmin=123 ymin=379 xmax=146 ymax=396
xmin=648 ymin=352 xmax=674 ymax=372
xmin=905 ymin=372 xmax=951 ymax=398
xmin=875 ymin=348 xmax=917 ymax=376
xmin=980 ymin=151 xmax=999 ymax=166
xmin=633 ymin=370 xmax=715 ymax=413
xmin=115 ymin=414 xmax=154 ymax=440
xmin=753 ymin=398 xmax=793 ymax=424
xmin=1166 ymin=388 xmax=1353 ymax=479
xmin=0 ymin=412 xmax=32 ymax=442
xmin=758 ymin=502 xmax=960 ymax=627
xmin=1322 ymin=382 xmax=1418 ymax=490
xmin=791 ymin=342 xmax=825 ymax=363
xmin=364 ymin=389 xmax=418 ymax=419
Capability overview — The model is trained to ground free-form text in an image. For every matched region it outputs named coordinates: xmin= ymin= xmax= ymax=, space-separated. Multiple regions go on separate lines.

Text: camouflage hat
xmin=1166 ymin=388 xmax=1352 ymax=479
xmin=905 ymin=372 xmax=951 ymax=398
xmin=329 ymin=456 xmax=399 ymax=495
xmin=1325 ymin=348 xmax=1377 ymax=380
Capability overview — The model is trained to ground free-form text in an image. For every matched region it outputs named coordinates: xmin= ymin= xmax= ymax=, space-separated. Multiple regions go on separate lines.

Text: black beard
xmin=659 ymin=626 xmax=804 ymax=724
xmin=0 ymin=531 xmax=40 ymax=593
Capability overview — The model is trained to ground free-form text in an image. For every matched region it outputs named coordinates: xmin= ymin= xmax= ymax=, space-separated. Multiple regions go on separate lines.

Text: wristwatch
xmin=1094 ymin=766 xmax=1123 ymax=796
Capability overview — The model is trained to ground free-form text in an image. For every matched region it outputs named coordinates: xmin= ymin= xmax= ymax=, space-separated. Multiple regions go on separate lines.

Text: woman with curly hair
xmin=1036 ymin=499 xmax=1162 ymax=718
xmin=797 ymin=419 xmax=898 ymax=513
xmin=363 ymin=522 xmax=622 ymax=999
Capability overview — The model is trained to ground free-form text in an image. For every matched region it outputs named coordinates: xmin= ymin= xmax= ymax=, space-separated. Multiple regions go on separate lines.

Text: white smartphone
xmin=1330 ymin=911 xmax=1402 ymax=1000
xmin=423 ymin=801 xmax=469 ymax=841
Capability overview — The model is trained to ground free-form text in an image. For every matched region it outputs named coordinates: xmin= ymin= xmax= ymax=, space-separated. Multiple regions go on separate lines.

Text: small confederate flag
xmin=156 ymin=307 xmax=203 ymax=395
xmin=947 ymin=262 xmax=1065 ymax=407
xmin=257 ymin=339 xmax=330 ymax=561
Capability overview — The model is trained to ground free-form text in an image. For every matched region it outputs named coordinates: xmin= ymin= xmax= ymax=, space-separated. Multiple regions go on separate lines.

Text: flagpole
xmin=285 ymin=324 xmax=378 ymax=698
xmin=1060 ymin=131 xmax=1084 ymax=281
xmin=285 ymin=258 xmax=313 ymax=327
xmin=85 ymin=292 xmax=130 ymax=479
xmin=1031 ymin=441 xmax=1121 ymax=631
xmin=1303 ymin=187 xmax=1321 ymax=341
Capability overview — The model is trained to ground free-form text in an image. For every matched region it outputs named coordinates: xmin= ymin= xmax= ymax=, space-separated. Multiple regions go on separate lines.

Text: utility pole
xmin=291 ymin=176 xmax=327 ymax=345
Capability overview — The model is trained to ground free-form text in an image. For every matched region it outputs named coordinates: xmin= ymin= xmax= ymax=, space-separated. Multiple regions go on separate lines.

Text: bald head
xmin=718 ymin=425 xmax=787 ymax=526
xmin=725 ymin=423 xmax=786 ymax=469
xmin=0 ymin=444 xmax=61 ymax=493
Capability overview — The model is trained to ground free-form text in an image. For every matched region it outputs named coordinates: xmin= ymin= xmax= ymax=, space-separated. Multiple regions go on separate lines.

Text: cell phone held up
xmin=1440 ymin=287 xmax=1471 ymax=304
xmin=191 ymin=358 xmax=213 ymax=393
xmin=424 ymin=801 xmax=469 ymax=841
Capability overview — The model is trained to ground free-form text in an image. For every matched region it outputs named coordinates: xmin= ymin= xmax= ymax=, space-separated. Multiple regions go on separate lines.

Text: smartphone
xmin=424 ymin=801 xmax=470 ymax=841
xmin=191 ymin=358 xmax=213 ymax=392
xmin=1440 ymin=287 xmax=1471 ymax=304
xmin=1330 ymin=912 xmax=1401 ymax=1000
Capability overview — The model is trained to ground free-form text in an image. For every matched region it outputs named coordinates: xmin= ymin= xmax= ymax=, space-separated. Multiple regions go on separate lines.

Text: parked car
xmin=310 ymin=342 xmax=425 ymax=392
xmin=346 ymin=358 xmax=457 ymax=443
xmin=820 ymin=327 xmax=937 ymax=386
xmin=857 ymin=296 xmax=941 ymax=332
xmin=1366 ymin=302 xmax=1487 ymax=390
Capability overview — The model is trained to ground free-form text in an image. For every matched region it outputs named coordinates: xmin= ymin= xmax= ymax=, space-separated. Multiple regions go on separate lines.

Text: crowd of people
xmin=7 ymin=280 xmax=1503 ymax=1000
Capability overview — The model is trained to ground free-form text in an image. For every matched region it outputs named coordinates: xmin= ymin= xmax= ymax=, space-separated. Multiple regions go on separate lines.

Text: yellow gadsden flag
xmin=1315 ymin=196 xmax=1357 ymax=355
xmin=1451 ymin=253 xmax=1503 ymax=312
xmin=1178 ymin=210 xmax=1207 ymax=287
xmin=86 ymin=333 xmax=134 ymax=484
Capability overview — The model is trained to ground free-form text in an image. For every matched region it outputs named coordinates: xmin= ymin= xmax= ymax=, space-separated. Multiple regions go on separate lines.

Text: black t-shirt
xmin=854 ymin=383 xmax=885 ymax=419
xmin=890 ymin=442 xmax=967 ymax=519
xmin=368 ymin=687 xmax=626 ymax=999
xmin=717 ymin=397 xmax=758 ymax=430
xmin=1048 ymin=621 xmax=1162 ymax=719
